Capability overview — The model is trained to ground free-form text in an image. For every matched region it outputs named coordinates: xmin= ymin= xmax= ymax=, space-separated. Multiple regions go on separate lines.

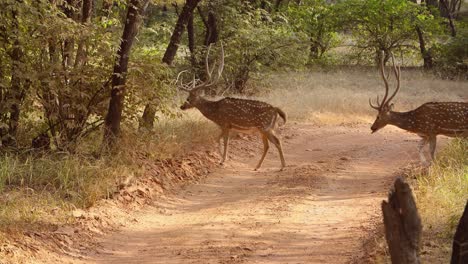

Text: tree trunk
xmin=309 ymin=39 xmax=320 ymax=62
xmin=3 ymin=3 xmax=26 ymax=147
xmin=62 ymin=0 xmax=77 ymax=69
xmin=172 ymin=2 xmax=179 ymax=15
xmin=382 ymin=177 xmax=422 ymax=264
xmin=410 ymin=0 xmax=433 ymax=69
xmin=139 ymin=103 xmax=157 ymax=131
xmin=440 ymin=0 xmax=457 ymax=36
xmin=309 ymin=25 xmax=323 ymax=63
xmin=415 ymin=26 xmax=433 ymax=69
xmin=103 ymin=0 xmax=150 ymax=146
xmin=451 ymin=200 xmax=468 ymax=264
xmin=162 ymin=0 xmax=202 ymax=65
xmin=274 ymin=0 xmax=283 ymax=11
xmin=187 ymin=12 xmax=196 ymax=67
xmin=74 ymin=0 xmax=93 ymax=68
xmin=197 ymin=4 xmax=218 ymax=81
xmin=204 ymin=10 xmax=218 ymax=46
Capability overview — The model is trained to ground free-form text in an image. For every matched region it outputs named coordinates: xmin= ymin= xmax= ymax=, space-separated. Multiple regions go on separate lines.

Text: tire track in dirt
xmin=84 ymin=124 xmax=421 ymax=264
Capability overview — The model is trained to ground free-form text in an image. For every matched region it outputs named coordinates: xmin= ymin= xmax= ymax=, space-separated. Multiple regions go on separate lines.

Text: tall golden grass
xmin=417 ymin=138 xmax=468 ymax=237
xmin=256 ymin=69 xmax=466 ymax=124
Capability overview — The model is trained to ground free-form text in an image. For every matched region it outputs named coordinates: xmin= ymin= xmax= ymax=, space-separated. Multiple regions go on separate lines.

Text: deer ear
xmin=389 ymin=103 xmax=394 ymax=111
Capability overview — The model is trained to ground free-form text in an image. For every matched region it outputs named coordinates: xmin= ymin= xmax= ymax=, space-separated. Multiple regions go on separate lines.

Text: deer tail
xmin=276 ymin=107 xmax=287 ymax=125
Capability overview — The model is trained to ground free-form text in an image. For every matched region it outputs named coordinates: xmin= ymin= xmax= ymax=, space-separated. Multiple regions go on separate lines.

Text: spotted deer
xmin=370 ymin=53 xmax=468 ymax=164
xmin=178 ymin=43 xmax=286 ymax=170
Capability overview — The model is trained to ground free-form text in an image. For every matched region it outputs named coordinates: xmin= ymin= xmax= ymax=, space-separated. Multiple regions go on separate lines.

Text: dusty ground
xmin=57 ymin=123 xmax=423 ymax=264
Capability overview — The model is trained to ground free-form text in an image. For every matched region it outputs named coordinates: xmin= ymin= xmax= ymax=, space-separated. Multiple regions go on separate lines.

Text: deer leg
xmin=429 ymin=136 xmax=437 ymax=161
xmin=266 ymin=131 xmax=286 ymax=171
xmin=220 ymin=130 xmax=230 ymax=165
xmin=217 ymin=131 xmax=225 ymax=157
xmin=417 ymin=137 xmax=429 ymax=164
xmin=254 ymin=134 xmax=270 ymax=171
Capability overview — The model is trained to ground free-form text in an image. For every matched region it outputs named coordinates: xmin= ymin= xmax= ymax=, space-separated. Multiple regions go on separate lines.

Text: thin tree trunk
xmin=197 ymin=5 xmax=208 ymax=28
xmin=440 ymin=0 xmax=457 ymax=36
xmin=187 ymin=12 xmax=196 ymax=67
xmin=103 ymin=0 xmax=150 ymax=146
xmin=274 ymin=0 xmax=283 ymax=11
xmin=172 ymin=2 xmax=179 ymax=15
xmin=3 ymin=2 xmax=25 ymax=147
xmin=198 ymin=4 xmax=218 ymax=82
xmin=204 ymin=9 xmax=218 ymax=46
xmin=162 ymin=0 xmax=202 ymax=65
xmin=415 ymin=26 xmax=433 ymax=69
xmin=74 ymin=0 xmax=93 ymax=68
xmin=62 ymin=0 xmax=77 ymax=69
xmin=410 ymin=0 xmax=433 ymax=69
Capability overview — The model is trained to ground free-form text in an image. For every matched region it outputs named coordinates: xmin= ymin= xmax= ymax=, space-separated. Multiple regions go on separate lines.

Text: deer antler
xmin=370 ymin=51 xmax=401 ymax=111
xmin=384 ymin=53 xmax=401 ymax=106
xmin=369 ymin=95 xmax=381 ymax=110
xmin=176 ymin=42 xmax=225 ymax=94
xmin=175 ymin=70 xmax=192 ymax=91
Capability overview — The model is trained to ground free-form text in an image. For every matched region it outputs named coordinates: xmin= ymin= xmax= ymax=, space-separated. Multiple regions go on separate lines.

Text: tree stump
xmin=451 ymin=200 xmax=468 ymax=264
xmin=382 ymin=177 xmax=422 ymax=264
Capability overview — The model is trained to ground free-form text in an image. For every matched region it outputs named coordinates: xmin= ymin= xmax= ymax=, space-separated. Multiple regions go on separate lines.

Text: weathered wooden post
xmin=451 ymin=200 xmax=468 ymax=264
xmin=382 ymin=177 xmax=422 ymax=264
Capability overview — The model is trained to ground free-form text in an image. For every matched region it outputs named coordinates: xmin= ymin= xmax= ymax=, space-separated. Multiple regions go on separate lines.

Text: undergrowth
xmin=0 ymin=113 xmax=217 ymax=231
xmin=416 ymin=138 xmax=468 ymax=240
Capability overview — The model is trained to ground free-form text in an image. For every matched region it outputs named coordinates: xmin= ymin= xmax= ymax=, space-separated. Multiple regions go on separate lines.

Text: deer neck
xmin=194 ymin=97 xmax=219 ymax=119
xmin=388 ymin=111 xmax=416 ymax=132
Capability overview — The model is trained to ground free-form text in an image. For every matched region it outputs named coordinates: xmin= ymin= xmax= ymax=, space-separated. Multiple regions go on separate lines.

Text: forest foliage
xmin=0 ymin=0 xmax=466 ymax=205
xmin=0 ymin=0 xmax=466 ymax=150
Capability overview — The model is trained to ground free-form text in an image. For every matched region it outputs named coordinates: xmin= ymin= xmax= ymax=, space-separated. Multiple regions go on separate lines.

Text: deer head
xmin=370 ymin=52 xmax=401 ymax=133
xmin=177 ymin=43 xmax=225 ymax=110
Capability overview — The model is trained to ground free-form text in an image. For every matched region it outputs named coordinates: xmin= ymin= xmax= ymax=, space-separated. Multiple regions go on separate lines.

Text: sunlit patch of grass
xmin=252 ymin=70 xmax=466 ymax=124
xmin=0 ymin=154 xmax=121 ymax=208
xmin=0 ymin=112 xmax=220 ymax=231
xmin=416 ymin=139 xmax=468 ymax=238
xmin=0 ymin=189 xmax=73 ymax=231
xmin=125 ymin=112 xmax=219 ymax=160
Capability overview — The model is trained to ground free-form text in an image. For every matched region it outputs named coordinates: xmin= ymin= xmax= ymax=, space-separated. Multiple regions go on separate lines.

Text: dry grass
xmin=415 ymin=139 xmax=468 ymax=263
xmin=366 ymin=140 xmax=467 ymax=264
xmin=124 ymin=112 xmax=219 ymax=160
xmin=252 ymin=69 xmax=466 ymax=124
xmin=0 ymin=112 xmax=219 ymax=232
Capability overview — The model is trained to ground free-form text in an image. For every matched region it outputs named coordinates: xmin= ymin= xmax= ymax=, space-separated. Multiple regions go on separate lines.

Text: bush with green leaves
xmin=0 ymin=1 xmax=179 ymax=150
xmin=286 ymin=0 xmax=340 ymax=65
xmin=432 ymin=22 xmax=468 ymax=79
xmin=335 ymin=0 xmax=441 ymax=65
xmin=207 ymin=1 xmax=304 ymax=93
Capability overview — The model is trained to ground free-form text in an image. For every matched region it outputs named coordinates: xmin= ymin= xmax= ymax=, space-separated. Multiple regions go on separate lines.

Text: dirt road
xmin=86 ymin=124 xmax=421 ymax=264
